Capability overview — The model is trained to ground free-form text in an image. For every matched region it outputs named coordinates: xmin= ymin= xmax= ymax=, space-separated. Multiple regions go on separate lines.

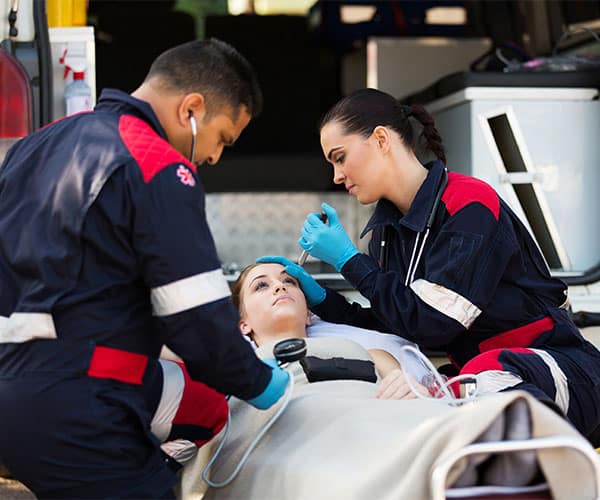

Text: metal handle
xmin=431 ymin=436 xmax=600 ymax=500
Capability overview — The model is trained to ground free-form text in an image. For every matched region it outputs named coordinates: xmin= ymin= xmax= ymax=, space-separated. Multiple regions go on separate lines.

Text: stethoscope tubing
xmin=380 ymin=168 xmax=449 ymax=276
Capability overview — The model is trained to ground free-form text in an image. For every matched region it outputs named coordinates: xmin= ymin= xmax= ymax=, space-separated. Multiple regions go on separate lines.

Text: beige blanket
xmin=180 ymin=339 xmax=599 ymax=500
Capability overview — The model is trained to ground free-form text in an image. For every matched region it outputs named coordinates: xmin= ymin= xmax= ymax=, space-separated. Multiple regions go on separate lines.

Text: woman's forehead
xmin=321 ymin=121 xmax=346 ymax=143
xmin=246 ymin=263 xmax=285 ymax=282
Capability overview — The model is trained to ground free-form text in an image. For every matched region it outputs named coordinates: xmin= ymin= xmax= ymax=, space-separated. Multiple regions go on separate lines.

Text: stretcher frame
xmin=430 ymin=435 xmax=600 ymax=500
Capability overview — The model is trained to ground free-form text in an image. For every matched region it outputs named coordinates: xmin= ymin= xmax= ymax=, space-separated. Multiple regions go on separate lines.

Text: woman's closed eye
xmin=252 ymin=280 xmax=269 ymax=292
xmin=334 ymin=154 xmax=345 ymax=165
xmin=283 ymin=277 xmax=299 ymax=287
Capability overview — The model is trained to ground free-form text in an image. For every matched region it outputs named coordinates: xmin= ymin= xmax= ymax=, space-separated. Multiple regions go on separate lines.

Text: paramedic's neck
xmin=131 ymin=83 xmax=177 ymax=130
xmin=385 ymin=153 xmax=428 ymax=215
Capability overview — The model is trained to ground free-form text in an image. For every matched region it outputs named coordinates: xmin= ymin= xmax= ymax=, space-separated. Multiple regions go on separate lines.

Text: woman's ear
xmin=239 ymin=319 xmax=251 ymax=335
xmin=372 ymin=126 xmax=391 ymax=154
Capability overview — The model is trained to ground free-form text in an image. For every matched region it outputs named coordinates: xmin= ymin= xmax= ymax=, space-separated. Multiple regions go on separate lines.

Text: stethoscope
xmin=202 ymin=339 xmax=306 ymax=488
xmin=379 ymin=168 xmax=449 ymax=286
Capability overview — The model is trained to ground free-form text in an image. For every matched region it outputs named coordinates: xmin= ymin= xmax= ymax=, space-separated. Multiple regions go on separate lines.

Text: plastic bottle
xmin=64 ymin=69 xmax=91 ymax=115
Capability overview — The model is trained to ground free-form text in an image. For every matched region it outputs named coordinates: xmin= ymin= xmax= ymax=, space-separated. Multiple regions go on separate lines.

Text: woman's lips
xmin=273 ymin=295 xmax=293 ymax=305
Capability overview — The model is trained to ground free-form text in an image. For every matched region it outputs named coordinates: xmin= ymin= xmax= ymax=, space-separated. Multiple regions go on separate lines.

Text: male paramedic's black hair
xmin=145 ymin=38 xmax=263 ymax=119
xmin=319 ymin=88 xmax=446 ymax=164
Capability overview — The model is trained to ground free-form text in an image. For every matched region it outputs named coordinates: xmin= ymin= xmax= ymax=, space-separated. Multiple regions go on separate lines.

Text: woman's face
xmin=238 ymin=263 xmax=310 ymax=345
xmin=320 ymin=121 xmax=386 ymax=205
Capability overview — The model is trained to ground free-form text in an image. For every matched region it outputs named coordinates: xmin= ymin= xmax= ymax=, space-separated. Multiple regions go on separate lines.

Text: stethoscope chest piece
xmin=273 ymin=338 xmax=307 ymax=364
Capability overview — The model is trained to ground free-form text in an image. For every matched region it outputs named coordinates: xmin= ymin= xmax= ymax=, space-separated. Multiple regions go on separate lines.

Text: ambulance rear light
xmin=0 ymin=46 xmax=33 ymax=139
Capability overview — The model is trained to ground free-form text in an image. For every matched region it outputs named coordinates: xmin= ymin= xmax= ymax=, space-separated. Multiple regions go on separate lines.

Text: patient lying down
xmin=231 ymin=263 xmax=427 ymax=399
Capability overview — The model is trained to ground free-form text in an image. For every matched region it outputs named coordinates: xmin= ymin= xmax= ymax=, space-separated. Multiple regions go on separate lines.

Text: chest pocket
xmin=436 ymin=231 xmax=483 ymax=287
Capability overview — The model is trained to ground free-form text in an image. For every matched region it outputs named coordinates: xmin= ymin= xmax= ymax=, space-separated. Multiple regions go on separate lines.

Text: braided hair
xmin=319 ymin=88 xmax=446 ymax=165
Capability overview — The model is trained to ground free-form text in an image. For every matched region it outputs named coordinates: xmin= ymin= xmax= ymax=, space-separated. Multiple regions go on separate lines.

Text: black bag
xmin=299 ymin=356 xmax=377 ymax=383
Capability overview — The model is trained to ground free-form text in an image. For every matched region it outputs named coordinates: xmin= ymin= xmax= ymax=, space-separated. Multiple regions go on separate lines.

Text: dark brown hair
xmin=230 ymin=263 xmax=261 ymax=313
xmin=145 ymin=38 xmax=263 ymax=118
xmin=320 ymin=88 xmax=446 ymax=164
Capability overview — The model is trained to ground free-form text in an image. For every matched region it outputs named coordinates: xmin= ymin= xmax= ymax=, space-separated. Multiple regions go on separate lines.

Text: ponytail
xmin=320 ymin=88 xmax=446 ymax=165
xmin=406 ymin=104 xmax=446 ymax=165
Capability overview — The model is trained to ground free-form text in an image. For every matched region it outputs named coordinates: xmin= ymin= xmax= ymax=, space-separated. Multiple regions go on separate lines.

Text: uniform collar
xmin=360 ymin=160 xmax=446 ymax=237
xmin=94 ymin=88 xmax=168 ymax=140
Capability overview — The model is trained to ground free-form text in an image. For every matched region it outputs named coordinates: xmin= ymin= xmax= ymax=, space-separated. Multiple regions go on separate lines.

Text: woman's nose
xmin=332 ymin=165 xmax=345 ymax=184
xmin=274 ymin=282 xmax=287 ymax=293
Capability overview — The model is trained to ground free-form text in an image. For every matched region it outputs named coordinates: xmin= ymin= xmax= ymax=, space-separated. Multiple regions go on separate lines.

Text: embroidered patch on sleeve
xmin=176 ymin=165 xmax=196 ymax=187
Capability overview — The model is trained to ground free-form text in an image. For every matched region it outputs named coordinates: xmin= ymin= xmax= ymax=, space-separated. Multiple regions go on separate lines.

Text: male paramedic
xmin=0 ymin=38 xmax=288 ymax=498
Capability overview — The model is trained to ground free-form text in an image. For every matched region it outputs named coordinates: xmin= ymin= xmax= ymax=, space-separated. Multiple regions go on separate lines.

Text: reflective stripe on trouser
xmin=152 ymin=360 xmax=228 ymax=464
xmin=458 ymin=345 xmax=600 ymax=436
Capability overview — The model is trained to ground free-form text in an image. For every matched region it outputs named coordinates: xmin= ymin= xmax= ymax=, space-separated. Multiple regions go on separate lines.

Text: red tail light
xmin=0 ymin=47 xmax=33 ymax=138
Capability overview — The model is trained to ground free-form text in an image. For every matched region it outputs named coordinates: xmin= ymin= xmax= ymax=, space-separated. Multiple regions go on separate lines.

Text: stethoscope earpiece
xmin=188 ymin=112 xmax=197 ymax=136
xmin=188 ymin=112 xmax=197 ymax=162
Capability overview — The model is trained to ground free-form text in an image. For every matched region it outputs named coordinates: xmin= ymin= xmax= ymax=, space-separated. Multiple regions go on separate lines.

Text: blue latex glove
xmin=256 ymin=255 xmax=326 ymax=307
xmin=299 ymin=202 xmax=360 ymax=272
xmin=246 ymin=358 xmax=290 ymax=410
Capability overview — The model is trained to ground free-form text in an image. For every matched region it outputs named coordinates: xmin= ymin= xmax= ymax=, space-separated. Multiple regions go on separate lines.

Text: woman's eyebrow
xmin=249 ymin=274 xmax=267 ymax=286
xmin=281 ymin=271 xmax=298 ymax=281
xmin=327 ymin=146 xmax=343 ymax=161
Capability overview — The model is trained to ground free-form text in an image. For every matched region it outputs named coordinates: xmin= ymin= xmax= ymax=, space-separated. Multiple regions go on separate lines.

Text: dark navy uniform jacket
xmin=0 ymin=89 xmax=269 ymax=497
xmin=313 ymin=160 xmax=579 ymax=368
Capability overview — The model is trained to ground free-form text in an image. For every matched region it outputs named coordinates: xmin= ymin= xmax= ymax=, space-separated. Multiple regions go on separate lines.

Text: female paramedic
xmin=259 ymin=87 xmax=600 ymax=441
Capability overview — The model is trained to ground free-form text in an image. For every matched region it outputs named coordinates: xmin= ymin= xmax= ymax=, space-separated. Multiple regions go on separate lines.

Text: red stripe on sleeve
xmin=442 ymin=172 xmax=500 ymax=221
xmin=118 ymin=115 xmax=196 ymax=183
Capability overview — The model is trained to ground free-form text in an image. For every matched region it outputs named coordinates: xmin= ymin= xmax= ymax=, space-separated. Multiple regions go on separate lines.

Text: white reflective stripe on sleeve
xmin=151 ymin=360 xmax=185 ymax=442
xmin=151 ymin=268 xmax=231 ymax=317
xmin=409 ymin=279 xmax=482 ymax=329
xmin=160 ymin=439 xmax=198 ymax=465
xmin=530 ymin=348 xmax=570 ymax=414
xmin=0 ymin=312 xmax=57 ymax=343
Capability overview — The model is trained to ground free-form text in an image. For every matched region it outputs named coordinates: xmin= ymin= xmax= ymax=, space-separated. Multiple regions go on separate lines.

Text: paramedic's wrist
xmin=335 ymin=246 xmax=360 ymax=273
xmin=246 ymin=358 xmax=289 ymax=410
xmin=256 ymin=256 xmax=326 ymax=307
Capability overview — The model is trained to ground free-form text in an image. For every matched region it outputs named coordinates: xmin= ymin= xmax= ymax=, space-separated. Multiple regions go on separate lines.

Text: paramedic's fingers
xmin=246 ymin=358 xmax=290 ymax=410
xmin=256 ymin=256 xmax=326 ymax=307
xmin=376 ymin=369 xmax=416 ymax=400
xmin=299 ymin=203 xmax=360 ymax=272
xmin=256 ymin=255 xmax=295 ymax=267
xmin=284 ymin=261 xmax=326 ymax=308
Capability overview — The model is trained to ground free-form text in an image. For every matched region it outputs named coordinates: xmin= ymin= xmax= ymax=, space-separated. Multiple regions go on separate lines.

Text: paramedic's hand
xmin=246 ymin=358 xmax=290 ymax=410
xmin=375 ymin=369 xmax=428 ymax=400
xmin=299 ymin=202 xmax=360 ymax=272
xmin=256 ymin=255 xmax=326 ymax=307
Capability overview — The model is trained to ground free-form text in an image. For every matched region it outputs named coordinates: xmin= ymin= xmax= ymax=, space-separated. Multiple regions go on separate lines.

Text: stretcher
xmin=177 ymin=338 xmax=600 ymax=500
